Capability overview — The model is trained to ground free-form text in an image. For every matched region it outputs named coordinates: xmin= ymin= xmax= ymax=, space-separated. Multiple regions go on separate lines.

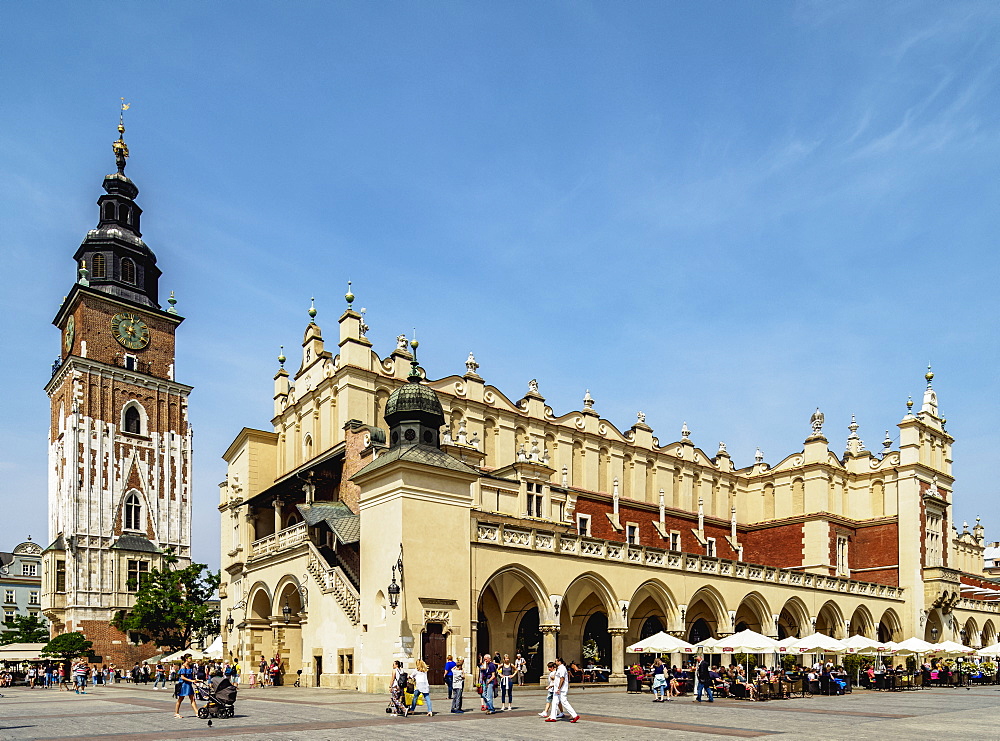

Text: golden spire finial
xmin=113 ymin=98 xmax=131 ymax=174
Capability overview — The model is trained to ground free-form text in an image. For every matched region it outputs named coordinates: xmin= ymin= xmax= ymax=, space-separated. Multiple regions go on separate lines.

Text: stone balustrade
xmin=250 ymin=521 xmax=309 ymax=559
xmin=475 ymin=519 xmax=906 ymax=601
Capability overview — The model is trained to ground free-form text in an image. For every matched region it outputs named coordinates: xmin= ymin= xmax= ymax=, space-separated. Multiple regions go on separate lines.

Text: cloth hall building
xmin=219 ymin=294 xmax=998 ymax=690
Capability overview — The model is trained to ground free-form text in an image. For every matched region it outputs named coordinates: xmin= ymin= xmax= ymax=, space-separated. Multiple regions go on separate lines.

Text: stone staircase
xmin=306 ymin=541 xmax=361 ymax=625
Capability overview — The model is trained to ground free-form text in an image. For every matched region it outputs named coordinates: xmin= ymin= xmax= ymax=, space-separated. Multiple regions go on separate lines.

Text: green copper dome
xmin=384 ymin=380 xmax=444 ymax=422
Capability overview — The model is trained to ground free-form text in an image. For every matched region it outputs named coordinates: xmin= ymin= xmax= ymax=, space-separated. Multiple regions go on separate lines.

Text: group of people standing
xmin=386 ymin=654 xmax=580 ymax=723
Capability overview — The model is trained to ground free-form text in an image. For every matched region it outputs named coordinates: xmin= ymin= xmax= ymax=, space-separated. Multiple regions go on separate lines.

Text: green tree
xmin=1 ymin=614 xmax=50 ymax=645
xmin=41 ymin=632 xmax=93 ymax=661
xmin=110 ymin=550 xmax=220 ymax=652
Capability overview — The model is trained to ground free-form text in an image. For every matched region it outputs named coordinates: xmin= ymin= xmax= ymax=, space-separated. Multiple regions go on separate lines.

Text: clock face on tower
xmin=64 ymin=315 xmax=75 ymax=353
xmin=110 ymin=311 xmax=151 ymax=350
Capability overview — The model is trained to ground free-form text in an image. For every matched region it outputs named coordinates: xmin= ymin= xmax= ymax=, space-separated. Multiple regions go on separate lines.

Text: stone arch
xmin=924 ymin=608 xmax=945 ymax=643
xmin=274 ymin=575 xmax=304 ymax=617
xmin=598 ymin=447 xmax=610 ymax=492
xmin=483 ymin=417 xmax=497 ymax=466
xmin=685 ymin=585 xmax=729 ymax=641
xmin=560 ymin=572 xmax=621 ymax=668
xmin=848 ymin=604 xmax=876 ymax=638
xmin=870 ymin=480 xmax=885 ymax=518
xmin=477 ymin=565 xmax=552 ymax=662
xmin=815 ymin=600 xmax=845 ymax=638
xmin=734 ymin=591 xmax=772 ymax=635
xmin=981 ymin=619 xmax=996 ymax=647
xmin=514 ymin=426 xmax=527 ymax=459
xmin=628 ymin=580 xmax=680 ymax=642
xmin=571 ymin=440 xmax=584 ymax=486
xmin=791 ymin=478 xmax=805 ymax=515
xmin=878 ymin=607 xmax=903 ymax=642
xmin=964 ymin=616 xmax=980 ymax=647
xmin=777 ymin=596 xmax=809 ymax=639
xmin=622 ymin=453 xmax=633 ymax=499
xmin=763 ymin=483 xmax=775 ymax=520
xmin=247 ymin=582 xmax=272 ymax=621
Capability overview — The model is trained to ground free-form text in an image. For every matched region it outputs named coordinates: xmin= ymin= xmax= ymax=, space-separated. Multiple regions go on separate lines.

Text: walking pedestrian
xmin=388 ymin=660 xmax=409 ymax=716
xmin=515 ymin=653 xmax=527 ymax=686
xmin=545 ymin=657 xmax=580 ymax=723
xmin=695 ymin=654 xmax=714 ymax=703
xmin=450 ymin=658 xmax=466 ymax=713
xmin=444 ymin=655 xmax=456 ymax=699
xmin=481 ymin=654 xmax=497 ymax=714
xmin=499 ymin=654 xmax=515 ymax=710
xmin=408 ymin=659 xmax=435 ymax=716
xmin=153 ymin=662 xmax=167 ymax=689
xmin=172 ymin=655 xmax=199 ymax=718
xmin=538 ymin=661 xmax=558 ymax=717
xmin=72 ymin=659 xmax=88 ymax=694
xmin=651 ymin=657 xmax=670 ymax=701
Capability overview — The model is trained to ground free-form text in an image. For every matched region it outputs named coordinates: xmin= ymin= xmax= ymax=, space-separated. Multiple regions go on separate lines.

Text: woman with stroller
xmin=173 ymin=655 xmax=199 ymax=718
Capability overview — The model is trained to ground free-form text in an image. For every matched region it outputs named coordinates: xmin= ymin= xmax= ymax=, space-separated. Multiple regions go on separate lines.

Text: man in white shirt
xmin=545 ymin=657 xmax=580 ymax=723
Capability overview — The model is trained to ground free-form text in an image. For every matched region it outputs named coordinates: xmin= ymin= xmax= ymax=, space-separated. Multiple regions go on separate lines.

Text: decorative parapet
xmin=249 ymin=521 xmax=309 ymax=559
xmin=473 ymin=519 xmax=905 ymax=601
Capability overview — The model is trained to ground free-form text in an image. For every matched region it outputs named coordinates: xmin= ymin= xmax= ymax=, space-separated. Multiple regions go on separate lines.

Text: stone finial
xmin=465 ymin=352 xmax=479 ymax=374
xmin=517 ymin=443 xmax=527 ymax=462
xmin=883 ymin=430 xmax=892 ymax=455
xmin=78 ymin=260 xmax=90 ymax=286
xmin=973 ymin=517 xmax=985 ymax=540
xmin=754 ymin=447 xmax=764 ymax=464
xmin=810 ymin=407 xmax=824 ymax=436
xmin=396 ymin=334 xmax=409 ymax=352
xmin=457 ymin=419 xmax=468 ymax=446
xmin=277 ymin=346 xmax=286 ymax=369
xmin=358 ymin=307 xmax=368 ymax=337
xmin=167 ymin=291 xmax=178 ymax=315
xmin=308 ymin=297 xmax=317 ymax=321
xmin=921 ymin=364 xmax=939 ymax=416
xmin=846 ymin=414 xmax=861 ymax=454
xmin=442 ymin=428 xmax=453 ymax=446
xmin=530 ymin=438 xmax=540 ymax=460
xmin=469 ymin=431 xmax=480 ymax=450
xmin=717 ymin=441 xmax=728 ymax=456
xmin=528 ymin=379 xmax=539 ymax=394
xmin=681 ymin=422 xmax=691 ymax=441
xmin=906 ymin=395 xmax=914 ymax=415
xmin=345 ymin=280 xmax=355 ymax=308
xmin=637 ymin=411 xmax=646 ymax=424
xmin=583 ymin=389 xmax=595 ymax=410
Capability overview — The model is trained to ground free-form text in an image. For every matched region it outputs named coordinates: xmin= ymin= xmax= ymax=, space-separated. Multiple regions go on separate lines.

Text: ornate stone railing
xmin=306 ymin=542 xmax=361 ymax=625
xmin=957 ymin=597 xmax=1000 ymax=614
xmin=474 ymin=520 xmax=905 ymax=601
xmin=250 ymin=521 xmax=309 ymax=559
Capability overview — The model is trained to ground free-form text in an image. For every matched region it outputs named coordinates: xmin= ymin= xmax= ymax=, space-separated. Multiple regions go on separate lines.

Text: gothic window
xmin=124 ymin=492 xmax=142 ymax=531
xmin=121 ymin=257 xmax=136 ymax=285
xmin=124 ymin=405 xmax=141 ymax=434
xmin=55 ymin=561 xmax=66 ymax=592
xmin=92 ymin=253 xmax=106 ymax=278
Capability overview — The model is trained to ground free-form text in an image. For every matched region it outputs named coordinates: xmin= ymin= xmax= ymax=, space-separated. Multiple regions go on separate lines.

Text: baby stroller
xmin=196 ymin=676 xmax=238 ymax=719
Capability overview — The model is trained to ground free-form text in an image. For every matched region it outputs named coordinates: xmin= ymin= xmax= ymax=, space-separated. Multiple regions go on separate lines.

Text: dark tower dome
xmin=384 ymin=355 xmax=445 ymax=448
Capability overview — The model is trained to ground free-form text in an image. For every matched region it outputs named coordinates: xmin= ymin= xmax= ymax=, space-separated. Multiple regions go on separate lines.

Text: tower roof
xmin=384 ymin=378 xmax=445 ymax=422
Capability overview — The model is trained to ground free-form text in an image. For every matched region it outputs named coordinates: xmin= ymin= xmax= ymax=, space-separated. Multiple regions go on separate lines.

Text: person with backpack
xmin=388 ymin=660 xmax=409 ymax=716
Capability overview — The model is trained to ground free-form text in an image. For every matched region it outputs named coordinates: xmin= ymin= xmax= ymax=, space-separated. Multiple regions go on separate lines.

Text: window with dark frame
xmin=124 ymin=492 xmax=142 ymax=531
xmin=121 ymin=257 xmax=136 ymax=285
xmin=126 ymin=560 xmax=148 ymax=592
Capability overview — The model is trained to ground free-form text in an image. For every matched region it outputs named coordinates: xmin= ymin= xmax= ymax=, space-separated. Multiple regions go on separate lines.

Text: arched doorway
xmin=777 ymin=597 xmax=809 ymax=640
xmin=583 ymin=612 xmax=610 ymax=666
xmin=423 ymin=623 xmax=447 ymax=684
xmin=640 ymin=616 xmax=663 ymax=639
xmin=688 ymin=617 xmax=713 ymax=644
xmin=516 ymin=606 xmax=542 ymax=682
xmin=477 ymin=566 xmax=549 ymax=664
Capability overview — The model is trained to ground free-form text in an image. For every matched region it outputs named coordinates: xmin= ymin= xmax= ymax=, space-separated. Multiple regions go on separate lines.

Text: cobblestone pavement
xmin=0 ymin=682 xmax=998 ymax=740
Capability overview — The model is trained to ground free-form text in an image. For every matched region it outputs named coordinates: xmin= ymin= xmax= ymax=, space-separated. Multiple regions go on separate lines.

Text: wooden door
xmin=423 ymin=623 xmax=447 ymax=684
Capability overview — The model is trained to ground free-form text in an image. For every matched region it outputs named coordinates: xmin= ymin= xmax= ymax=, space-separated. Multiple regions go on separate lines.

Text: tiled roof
xmin=296 ymin=502 xmax=361 ymax=545
xmin=352 ymin=444 xmax=480 ymax=479
xmin=110 ymin=535 xmax=160 ymax=553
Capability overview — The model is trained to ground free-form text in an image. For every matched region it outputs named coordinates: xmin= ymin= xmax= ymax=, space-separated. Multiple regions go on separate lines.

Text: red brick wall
xmin=741 ymin=523 xmax=804 ymax=568
xmin=849 ymin=523 xmax=899 ymax=586
xmin=573 ymin=496 xmax=738 ymax=558
xmin=340 ymin=424 xmax=376 ymax=514
xmin=66 ymin=620 xmax=160 ymax=666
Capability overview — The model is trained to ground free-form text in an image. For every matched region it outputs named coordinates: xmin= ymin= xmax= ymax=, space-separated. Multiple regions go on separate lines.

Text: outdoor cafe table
xmin=582 ymin=667 xmax=610 ymax=683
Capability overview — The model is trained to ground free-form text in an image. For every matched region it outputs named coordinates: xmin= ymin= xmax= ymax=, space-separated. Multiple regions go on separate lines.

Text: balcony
xmin=250 ymin=522 xmax=309 ymax=559
xmin=474 ymin=519 xmax=906 ymax=601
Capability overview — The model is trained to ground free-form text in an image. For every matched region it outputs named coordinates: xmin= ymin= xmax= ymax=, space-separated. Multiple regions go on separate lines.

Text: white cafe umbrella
xmin=925 ymin=640 xmax=975 ymax=657
xmin=788 ymin=632 xmax=846 ymax=654
xmin=694 ymin=636 xmax=720 ymax=651
xmin=840 ymin=635 xmax=881 ymax=655
xmin=713 ymin=629 xmax=780 ymax=654
xmin=626 ymin=631 xmax=696 ymax=654
xmin=977 ymin=642 xmax=1000 ymax=658
xmin=894 ymin=637 xmax=935 ymax=655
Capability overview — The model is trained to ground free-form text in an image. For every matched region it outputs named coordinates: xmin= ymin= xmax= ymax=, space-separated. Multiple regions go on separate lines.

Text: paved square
xmin=0 ymin=682 xmax=997 ymax=740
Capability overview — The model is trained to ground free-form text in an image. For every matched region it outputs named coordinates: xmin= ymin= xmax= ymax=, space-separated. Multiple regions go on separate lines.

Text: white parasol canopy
xmin=840 ymin=635 xmax=882 ymax=655
xmin=787 ymin=632 xmax=845 ymax=653
xmin=775 ymin=636 xmax=801 ymax=651
xmin=712 ymin=629 xmax=780 ymax=654
xmin=626 ymin=631 xmax=696 ymax=654
xmin=694 ymin=636 xmax=720 ymax=651
xmin=925 ymin=640 xmax=975 ymax=657
xmin=977 ymin=642 xmax=1000 ymax=657
xmin=893 ymin=637 xmax=936 ymax=654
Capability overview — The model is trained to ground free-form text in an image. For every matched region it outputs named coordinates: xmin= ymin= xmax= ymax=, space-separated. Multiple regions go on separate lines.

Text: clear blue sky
xmin=2 ymin=1 xmax=998 ymax=570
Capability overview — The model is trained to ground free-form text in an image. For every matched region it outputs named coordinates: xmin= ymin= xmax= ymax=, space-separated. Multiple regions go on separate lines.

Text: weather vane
xmin=113 ymin=98 xmax=131 ymax=174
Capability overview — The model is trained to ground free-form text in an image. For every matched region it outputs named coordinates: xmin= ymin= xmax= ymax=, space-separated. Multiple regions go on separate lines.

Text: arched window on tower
xmin=119 ymin=204 xmax=131 ymax=225
xmin=121 ymin=257 xmax=136 ymax=285
xmin=103 ymin=203 xmax=116 ymax=221
xmin=124 ymin=492 xmax=142 ymax=531
xmin=124 ymin=405 xmax=141 ymax=435
xmin=92 ymin=254 xmax=106 ymax=278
